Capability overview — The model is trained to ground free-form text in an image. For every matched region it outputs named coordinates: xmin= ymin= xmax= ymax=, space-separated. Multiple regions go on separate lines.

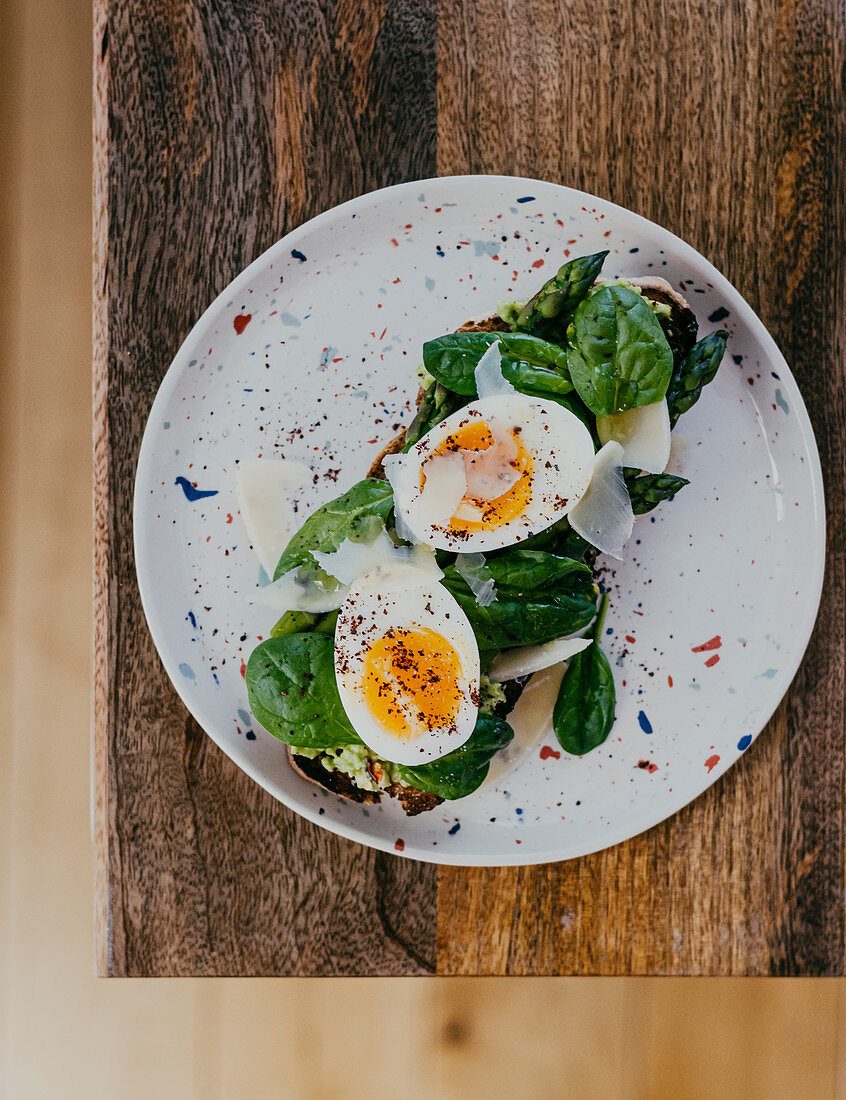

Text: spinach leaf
xmin=626 ymin=473 xmax=690 ymax=515
xmin=247 ymin=635 xmax=513 ymax=799
xmin=273 ymin=479 xmax=394 ymax=580
xmin=553 ymin=595 xmax=616 ymax=755
xmin=665 ymin=330 xmax=729 ymax=427
xmin=513 ymin=251 xmax=609 ymax=339
xmin=404 ymin=382 xmax=467 ymax=447
xmin=422 ymin=331 xmax=573 ymax=398
xmin=398 ymin=711 xmax=514 ymax=800
xmin=566 ymin=285 xmax=674 ymax=417
xmin=502 ymin=517 xmax=596 ymax=565
xmin=442 ymin=548 xmax=597 ymax=649
xmin=246 ymin=632 xmax=363 ymax=749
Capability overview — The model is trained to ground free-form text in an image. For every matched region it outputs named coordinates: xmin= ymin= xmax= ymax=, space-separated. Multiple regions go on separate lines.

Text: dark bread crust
xmin=627 ymin=277 xmax=698 ymax=363
xmin=455 ymin=315 xmax=510 ymax=334
xmin=288 ymin=749 xmax=381 ymax=804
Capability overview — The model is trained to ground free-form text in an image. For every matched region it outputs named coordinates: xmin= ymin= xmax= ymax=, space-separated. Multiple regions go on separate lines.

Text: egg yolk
xmin=427 ymin=419 xmax=533 ymax=531
xmin=361 ymin=627 xmax=464 ymax=740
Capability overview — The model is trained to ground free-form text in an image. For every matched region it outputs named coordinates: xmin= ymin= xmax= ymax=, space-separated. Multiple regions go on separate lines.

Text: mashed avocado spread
xmin=293 ymin=744 xmax=402 ymax=792
xmin=292 ymin=677 xmax=507 ymax=789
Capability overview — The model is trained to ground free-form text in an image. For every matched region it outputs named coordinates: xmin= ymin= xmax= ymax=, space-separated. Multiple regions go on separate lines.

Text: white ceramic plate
xmin=134 ymin=176 xmax=825 ymax=866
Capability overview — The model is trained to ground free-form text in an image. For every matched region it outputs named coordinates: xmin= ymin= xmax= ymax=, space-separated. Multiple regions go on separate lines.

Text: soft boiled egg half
xmin=384 ymin=393 xmax=596 ymax=554
xmin=334 ymin=570 xmax=480 ymax=764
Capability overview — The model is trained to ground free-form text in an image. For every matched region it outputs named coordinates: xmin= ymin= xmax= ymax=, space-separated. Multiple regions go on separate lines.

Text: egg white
xmin=384 ymin=393 xmax=596 ymax=553
xmin=334 ymin=573 xmax=480 ymax=765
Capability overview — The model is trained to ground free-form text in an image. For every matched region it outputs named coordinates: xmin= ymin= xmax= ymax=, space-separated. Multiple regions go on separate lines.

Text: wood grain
xmin=94 ymin=0 xmax=438 ymax=976
xmin=96 ymin=0 xmax=844 ymax=976
xmin=436 ymin=0 xmax=846 ymax=975
xmin=10 ymin=0 xmax=846 ymax=1091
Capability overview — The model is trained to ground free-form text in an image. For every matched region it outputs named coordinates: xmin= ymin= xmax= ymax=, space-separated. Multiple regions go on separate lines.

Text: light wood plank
xmin=3 ymin=5 xmax=211 ymax=1099
xmin=646 ymin=981 xmax=840 ymax=1100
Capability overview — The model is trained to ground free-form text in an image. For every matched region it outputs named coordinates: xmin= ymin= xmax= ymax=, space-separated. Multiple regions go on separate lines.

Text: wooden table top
xmin=93 ymin=0 xmax=845 ymax=977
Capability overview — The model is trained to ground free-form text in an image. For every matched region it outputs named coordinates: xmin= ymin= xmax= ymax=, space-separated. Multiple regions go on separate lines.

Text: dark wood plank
xmin=436 ymin=0 xmax=846 ymax=975
xmin=94 ymin=0 xmax=438 ymax=976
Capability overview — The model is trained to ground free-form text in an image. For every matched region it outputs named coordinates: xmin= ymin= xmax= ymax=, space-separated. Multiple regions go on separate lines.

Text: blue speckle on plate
xmin=738 ymin=734 xmax=753 ymax=751
xmin=637 ymin=710 xmax=653 ymax=734
xmin=179 ymin=663 xmax=196 ymax=680
xmin=291 ymin=249 xmax=307 ymax=262
xmin=708 ymin=306 xmax=730 ymax=323
xmin=175 ymin=477 xmax=218 ymax=502
xmin=516 ymin=196 xmax=535 ymax=203
xmin=448 ymin=822 xmax=461 ymax=835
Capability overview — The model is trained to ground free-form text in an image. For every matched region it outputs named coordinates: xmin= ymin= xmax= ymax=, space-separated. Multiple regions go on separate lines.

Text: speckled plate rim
xmin=133 ymin=174 xmax=826 ymax=866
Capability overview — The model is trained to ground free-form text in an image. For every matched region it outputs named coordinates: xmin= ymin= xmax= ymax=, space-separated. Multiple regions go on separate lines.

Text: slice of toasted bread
xmin=288 ymin=747 xmax=444 ymax=815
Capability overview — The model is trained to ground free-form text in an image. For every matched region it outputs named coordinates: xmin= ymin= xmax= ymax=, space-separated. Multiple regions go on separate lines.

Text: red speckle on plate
xmin=239 ymin=660 xmax=246 ymax=679
xmin=668 ymin=675 xmax=674 ymax=687
xmin=531 ymin=259 xmax=544 ymax=268
xmin=539 ymin=745 xmax=561 ymax=761
xmin=692 ymin=635 xmax=722 ymax=652
xmin=226 ymin=513 xmax=233 ymax=524
xmin=625 ymin=634 xmax=636 ymax=644
xmin=704 ymin=754 xmax=720 ymax=773
xmin=394 ymin=838 xmax=405 ymax=852
xmin=704 ymin=653 xmax=720 ymax=667
xmin=233 ymin=313 xmax=251 ymax=334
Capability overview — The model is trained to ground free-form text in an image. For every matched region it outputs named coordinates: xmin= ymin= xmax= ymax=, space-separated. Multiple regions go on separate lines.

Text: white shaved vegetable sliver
xmin=568 ymin=441 xmax=634 ymax=560
xmin=252 ymin=528 xmax=442 ymax=613
xmin=417 ymin=452 xmax=468 ymax=525
xmin=454 ymin=552 xmax=497 ymax=607
xmin=462 ymin=420 xmax=520 ymax=499
xmin=596 ymin=399 xmax=671 ymax=474
xmin=474 ymin=340 xmax=515 ymax=399
xmin=314 ymin=531 xmax=443 ymax=585
xmin=236 ymin=458 xmax=310 ymax=575
xmin=487 ymin=636 xmax=592 ymax=682
xmin=248 ymin=566 xmax=343 ymax=613
xmin=381 ymin=451 xmax=419 ymax=543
